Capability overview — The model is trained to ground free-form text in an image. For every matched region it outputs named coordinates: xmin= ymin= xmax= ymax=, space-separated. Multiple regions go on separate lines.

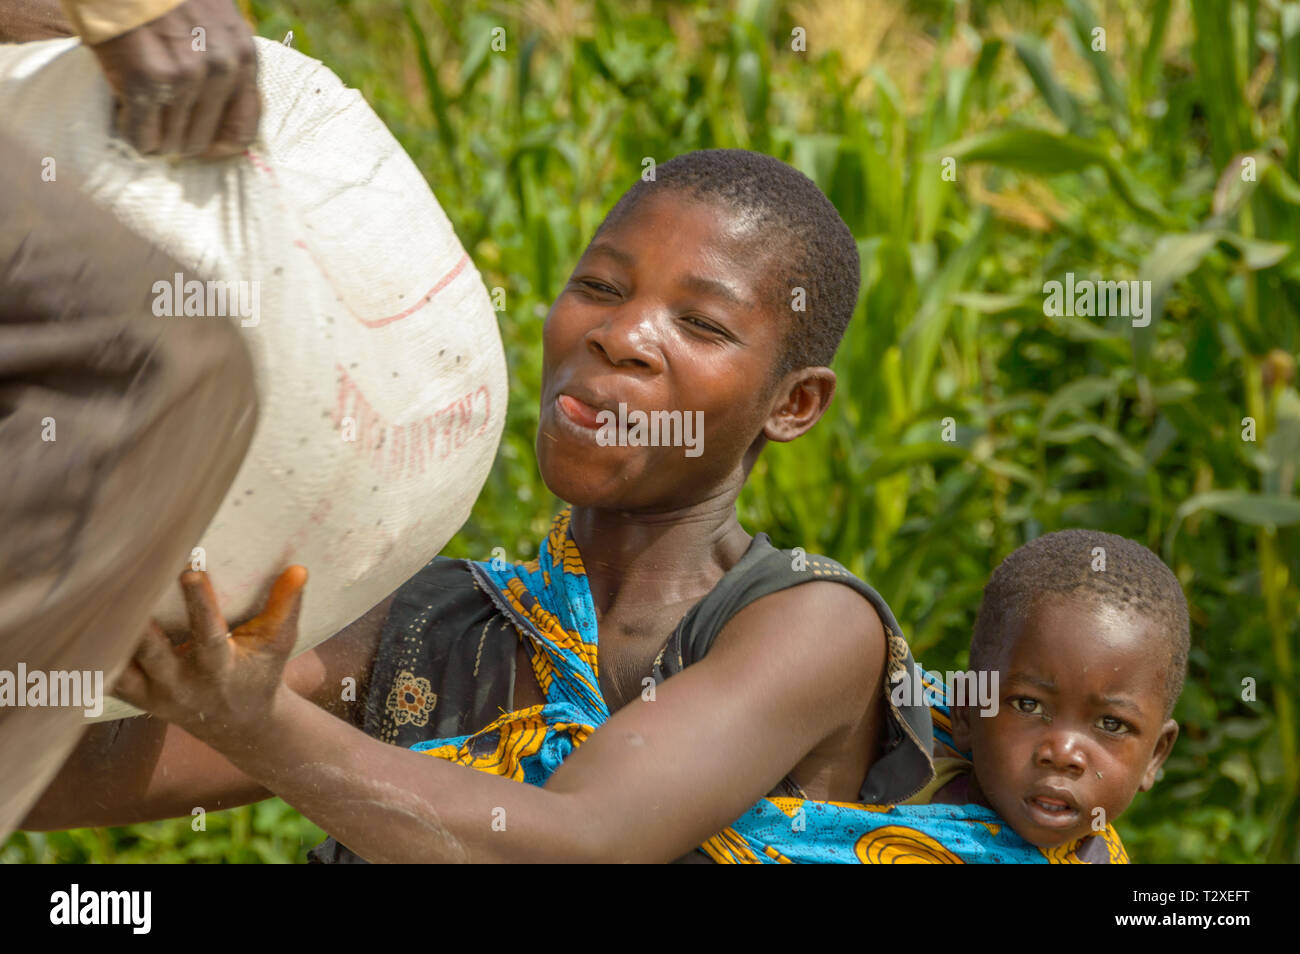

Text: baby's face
xmin=957 ymin=597 xmax=1179 ymax=848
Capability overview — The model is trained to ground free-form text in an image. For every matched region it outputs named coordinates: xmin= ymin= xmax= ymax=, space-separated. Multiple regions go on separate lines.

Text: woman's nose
xmin=585 ymin=304 xmax=664 ymax=371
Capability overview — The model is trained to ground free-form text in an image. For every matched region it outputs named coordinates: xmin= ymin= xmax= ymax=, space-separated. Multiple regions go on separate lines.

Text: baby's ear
xmin=949 ymin=703 xmax=974 ymax=754
xmin=1139 ymin=719 xmax=1179 ymax=791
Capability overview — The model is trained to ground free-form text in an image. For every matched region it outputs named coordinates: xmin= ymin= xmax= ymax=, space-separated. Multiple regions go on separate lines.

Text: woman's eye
xmin=1012 ymin=697 xmax=1042 ymax=715
xmin=1098 ymin=716 xmax=1130 ymax=734
xmin=682 ymin=316 xmax=723 ymax=335
xmin=578 ymin=279 xmax=616 ymax=295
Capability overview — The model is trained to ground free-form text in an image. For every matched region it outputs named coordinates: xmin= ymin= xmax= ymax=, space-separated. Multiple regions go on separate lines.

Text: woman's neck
xmin=567 ymin=495 xmax=754 ymax=617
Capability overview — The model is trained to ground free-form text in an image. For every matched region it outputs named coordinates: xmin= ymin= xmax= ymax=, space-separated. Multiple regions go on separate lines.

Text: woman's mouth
xmin=555 ymin=393 xmax=607 ymax=430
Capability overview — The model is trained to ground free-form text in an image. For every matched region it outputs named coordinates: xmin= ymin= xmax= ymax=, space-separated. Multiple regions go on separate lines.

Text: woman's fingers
xmin=179 ymin=570 xmax=229 ymax=641
xmin=110 ymin=659 xmax=148 ymax=706
xmin=237 ymin=565 xmax=306 ymax=656
xmin=132 ymin=619 xmax=178 ymax=684
xmin=178 ymin=569 xmax=233 ymax=671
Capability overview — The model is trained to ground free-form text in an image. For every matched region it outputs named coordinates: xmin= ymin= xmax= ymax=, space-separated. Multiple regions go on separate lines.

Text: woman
xmin=23 ymin=150 xmax=937 ymax=862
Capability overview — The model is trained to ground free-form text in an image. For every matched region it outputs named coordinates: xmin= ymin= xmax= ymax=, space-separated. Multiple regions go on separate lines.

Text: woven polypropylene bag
xmin=0 ymin=38 xmax=507 ymax=721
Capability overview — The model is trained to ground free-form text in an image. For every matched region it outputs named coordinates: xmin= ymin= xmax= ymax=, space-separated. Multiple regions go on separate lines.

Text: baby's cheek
xmin=970 ymin=728 xmax=1050 ymax=840
xmin=969 ymin=718 xmax=1014 ymax=786
xmin=1095 ymin=769 xmax=1144 ymax=827
xmin=968 ymin=736 xmax=1020 ymax=817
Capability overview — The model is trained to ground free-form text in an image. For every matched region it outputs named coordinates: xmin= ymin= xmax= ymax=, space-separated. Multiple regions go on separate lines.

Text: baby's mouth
xmin=1023 ymin=789 xmax=1082 ymax=829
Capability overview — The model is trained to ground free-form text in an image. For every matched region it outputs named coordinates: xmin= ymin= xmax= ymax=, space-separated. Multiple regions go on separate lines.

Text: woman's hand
xmin=113 ymin=566 xmax=307 ymax=747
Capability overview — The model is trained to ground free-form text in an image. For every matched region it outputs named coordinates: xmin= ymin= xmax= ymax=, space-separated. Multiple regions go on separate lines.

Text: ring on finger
xmin=129 ymin=82 xmax=176 ymax=106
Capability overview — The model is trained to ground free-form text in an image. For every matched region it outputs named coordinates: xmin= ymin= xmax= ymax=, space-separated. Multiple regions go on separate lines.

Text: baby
xmin=915 ymin=529 xmax=1186 ymax=857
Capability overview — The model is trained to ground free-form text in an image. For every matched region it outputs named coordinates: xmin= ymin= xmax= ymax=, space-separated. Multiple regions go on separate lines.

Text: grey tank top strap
xmin=652 ymin=532 xmax=936 ymax=806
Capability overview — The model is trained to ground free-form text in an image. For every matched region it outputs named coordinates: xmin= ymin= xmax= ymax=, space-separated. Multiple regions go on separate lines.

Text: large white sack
xmin=0 ymin=38 xmax=508 ymax=722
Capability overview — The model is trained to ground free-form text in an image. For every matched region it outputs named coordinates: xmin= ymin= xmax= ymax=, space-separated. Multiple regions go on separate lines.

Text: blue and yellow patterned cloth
xmin=411 ymin=509 xmax=1128 ymax=864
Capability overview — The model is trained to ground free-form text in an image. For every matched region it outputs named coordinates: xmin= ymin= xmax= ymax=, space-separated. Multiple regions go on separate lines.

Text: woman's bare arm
xmin=18 ymin=592 xmax=395 ymax=831
xmin=149 ymin=581 xmax=885 ymax=863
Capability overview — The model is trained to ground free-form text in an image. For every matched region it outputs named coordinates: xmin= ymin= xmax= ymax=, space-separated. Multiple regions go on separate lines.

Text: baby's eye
xmin=1098 ymin=715 xmax=1130 ymax=734
xmin=1011 ymin=697 xmax=1043 ymax=715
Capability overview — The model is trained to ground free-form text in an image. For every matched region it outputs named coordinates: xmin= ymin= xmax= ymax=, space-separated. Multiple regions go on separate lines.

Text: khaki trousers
xmin=0 ymin=128 xmax=258 ymax=838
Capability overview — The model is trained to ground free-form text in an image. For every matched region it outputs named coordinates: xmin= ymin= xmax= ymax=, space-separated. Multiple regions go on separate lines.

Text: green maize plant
xmin=9 ymin=0 xmax=1293 ymax=863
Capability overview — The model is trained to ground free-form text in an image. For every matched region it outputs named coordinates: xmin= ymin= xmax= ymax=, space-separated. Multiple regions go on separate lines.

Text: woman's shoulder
xmin=657 ymin=532 xmax=937 ymax=805
xmin=664 ymin=533 xmax=906 ymax=669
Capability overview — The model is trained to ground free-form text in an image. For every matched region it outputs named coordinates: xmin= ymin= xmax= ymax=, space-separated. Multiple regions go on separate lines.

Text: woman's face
xmin=536 ymin=191 xmax=788 ymax=511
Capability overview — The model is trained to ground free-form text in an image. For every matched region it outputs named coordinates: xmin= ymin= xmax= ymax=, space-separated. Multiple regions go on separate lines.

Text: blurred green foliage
xmin=8 ymin=0 xmax=1297 ymax=863
xmin=3 ymin=798 xmax=324 ymax=863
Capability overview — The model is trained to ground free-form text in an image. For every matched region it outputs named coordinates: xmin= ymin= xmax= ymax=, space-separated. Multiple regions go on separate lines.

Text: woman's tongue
xmin=558 ymin=393 xmax=605 ymax=429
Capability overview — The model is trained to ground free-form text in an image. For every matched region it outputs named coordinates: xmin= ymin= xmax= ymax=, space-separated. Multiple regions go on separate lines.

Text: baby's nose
xmin=1034 ymin=729 xmax=1088 ymax=773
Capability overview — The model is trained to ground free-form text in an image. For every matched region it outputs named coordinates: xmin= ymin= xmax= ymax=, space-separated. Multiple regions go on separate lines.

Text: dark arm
xmin=0 ymin=0 xmax=75 ymax=42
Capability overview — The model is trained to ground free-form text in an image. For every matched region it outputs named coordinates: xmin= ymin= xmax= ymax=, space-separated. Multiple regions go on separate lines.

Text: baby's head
xmin=952 ymin=530 xmax=1188 ymax=848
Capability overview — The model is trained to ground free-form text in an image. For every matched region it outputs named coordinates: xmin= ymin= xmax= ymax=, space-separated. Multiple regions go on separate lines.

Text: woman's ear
xmin=763 ymin=367 xmax=836 ymax=443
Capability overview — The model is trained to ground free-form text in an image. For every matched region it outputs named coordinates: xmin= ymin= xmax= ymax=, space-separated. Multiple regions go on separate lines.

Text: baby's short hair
xmin=971 ymin=530 xmax=1190 ymax=719
xmin=594 ymin=148 xmax=861 ymax=387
